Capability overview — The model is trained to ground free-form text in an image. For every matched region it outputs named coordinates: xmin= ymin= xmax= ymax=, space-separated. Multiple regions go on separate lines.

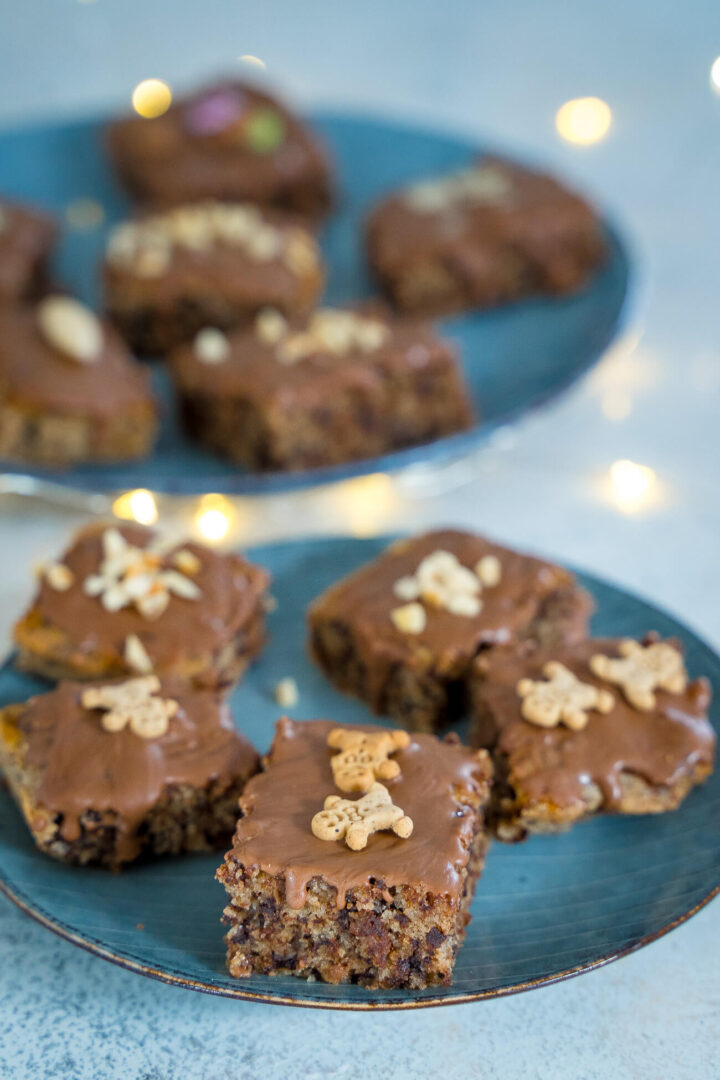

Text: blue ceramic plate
xmin=0 ymin=535 xmax=717 ymax=1010
xmin=0 ymin=112 xmax=631 ymax=495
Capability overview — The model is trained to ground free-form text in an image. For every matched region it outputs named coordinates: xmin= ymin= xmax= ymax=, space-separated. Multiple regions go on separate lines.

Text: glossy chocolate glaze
xmin=0 ymin=305 xmax=152 ymax=415
xmin=26 ymin=523 xmax=269 ymax=672
xmin=170 ymin=314 xmax=463 ymax=407
xmin=103 ymin=217 xmax=320 ymax=314
xmin=222 ymin=718 xmax=491 ymax=909
xmin=309 ymin=530 xmax=591 ymax=707
xmin=0 ymin=198 xmax=56 ymax=301
xmin=108 ymin=80 xmax=332 ymax=212
xmin=367 ymin=156 xmax=606 ymax=298
xmin=471 ymin=638 xmax=715 ymax=812
xmin=19 ymin=677 xmax=259 ymax=862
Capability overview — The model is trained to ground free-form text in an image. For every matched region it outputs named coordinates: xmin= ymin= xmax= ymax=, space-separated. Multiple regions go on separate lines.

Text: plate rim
xmin=0 ymin=539 xmax=717 ymax=1011
xmin=0 ymin=108 xmax=637 ymax=497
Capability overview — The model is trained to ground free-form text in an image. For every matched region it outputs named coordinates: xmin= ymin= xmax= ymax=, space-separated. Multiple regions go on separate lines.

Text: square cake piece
xmin=107 ymin=80 xmax=333 ymax=219
xmin=0 ymin=197 xmax=57 ymax=303
xmin=14 ymin=522 xmax=269 ymax=688
xmin=365 ymin=156 xmax=606 ymax=315
xmin=469 ymin=636 xmax=716 ymax=841
xmin=0 ymin=296 xmax=156 ymax=466
xmin=103 ymin=202 xmax=324 ymax=355
xmin=216 ymin=718 xmax=492 ymax=988
xmin=169 ymin=307 xmax=474 ymax=471
xmin=0 ymin=676 xmax=259 ymax=868
xmin=308 ymin=529 xmax=593 ymax=732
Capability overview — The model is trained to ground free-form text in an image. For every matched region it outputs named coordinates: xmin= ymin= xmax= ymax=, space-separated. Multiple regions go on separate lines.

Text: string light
xmin=132 ymin=79 xmax=172 ymax=119
xmin=711 ymin=57 xmax=720 ymax=93
xmin=555 ymin=97 xmax=612 ymax=145
xmin=239 ymin=55 xmax=267 ymax=69
xmin=112 ymin=489 xmax=158 ymax=526
xmin=327 ymin=474 xmax=399 ymax=537
xmin=606 ymin=459 xmax=659 ymax=513
xmin=195 ymin=494 xmax=234 ymax=543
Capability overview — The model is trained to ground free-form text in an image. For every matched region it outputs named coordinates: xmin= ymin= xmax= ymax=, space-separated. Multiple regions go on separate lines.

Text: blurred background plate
xmin=0 ymin=112 xmax=631 ymax=495
xmin=0 ymin=534 xmax=716 ymax=1010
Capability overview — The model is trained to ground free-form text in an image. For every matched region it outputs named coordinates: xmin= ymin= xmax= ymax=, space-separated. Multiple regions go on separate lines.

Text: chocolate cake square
xmin=0 ymin=296 xmax=156 ymax=466
xmin=0 ymin=197 xmax=56 ymax=303
xmin=469 ymin=636 xmax=716 ymax=840
xmin=103 ymin=202 xmax=324 ymax=355
xmin=169 ymin=307 xmax=474 ymax=471
xmin=13 ymin=522 xmax=269 ymax=688
xmin=308 ymin=530 xmax=593 ymax=732
xmin=0 ymin=676 xmax=259 ymax=868
xmin=216 ymin=718 xmax=492 ymax=988
xmin=107 ymin=80 xmax=333 ymax=219
xmin=365 ymin=156 xmax=606 ymax=315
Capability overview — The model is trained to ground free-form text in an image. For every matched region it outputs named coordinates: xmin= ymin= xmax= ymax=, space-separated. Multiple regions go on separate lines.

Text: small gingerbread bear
xmin=326 ymin=727 xmax=411 ymax=793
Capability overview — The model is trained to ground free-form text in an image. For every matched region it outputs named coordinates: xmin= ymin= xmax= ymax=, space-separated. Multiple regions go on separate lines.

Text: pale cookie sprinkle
xmin=276 ymin=308 xmax=389 ymax=365
xmin=37 ymin=296 xmax=103 ymax=365
xmin=311 ymin=782 xmax=413 ymax=850
xmin=404 ymin=164 xmax=512 ymax=214
xmin=390 ymin=602 xmax=427 ymax=635
xmin=82 ymin=676 xmax=178 ymax=739
xmin=475 ymin=554 xmax=502 ymax=588
xmin=274 ymin=677 xmax=299 ymax=709
xmin=106 ymin=201 xmax=320 ymax=279
xmin=124 ymin=634 xmax=153 ymax=674
xmin=43 ymin=562 xmax=75 ymax=592
xmin=255 ymin=308 xmax=288 ymax=346
xmin=83 ymin=528 xmax=201 ymax=621
xmin=590 ymin=640 xmax=688 ymax=711
xmin=327 ymin=727 xmax=411 ymax=794
xmin=194 ymin=327 xmax=230 ymax=364
xmin=517 ymin=661 xmax=615 ymax=731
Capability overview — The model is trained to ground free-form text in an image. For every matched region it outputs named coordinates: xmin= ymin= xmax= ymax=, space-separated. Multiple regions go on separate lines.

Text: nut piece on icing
xmin=327 ymin=727 xmax=411 ymax=793
xmin=311 ymin=782 xmax=414 ymax=850
xmin=390 ymin=602 xmax=426 ymax=635
xmin=83 ymin=528 xmax=202 ymax=621
xmin=82 ymin=676 xmax=178 ymax=739
xmin=194 ymin=327 xmax=230 ymax=364
xmin=124 ymin=633 xmax=153 ymax=674
xmin=255 ymin=307 xmax=288 ymax=346
xmin=517 ymin=661 xmax=615 ymax=731
xmin=475 ymin=554 xmax=502 ymax=588
xmin=37 ymin=296 xmax=103 ymax=364
xmin=44 ymin=562 xmax=75 ymax=592
xmin=589 ymin=640 xmax=688 ymax=711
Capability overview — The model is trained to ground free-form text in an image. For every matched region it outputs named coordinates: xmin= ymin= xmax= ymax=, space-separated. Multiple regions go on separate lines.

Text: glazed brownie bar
xmin=169 ymin=308 xmax=474 ymax=471
xmin=0 ymin=197 xmax=56 ymax=303
xmin=14 ymin=522 xmax=269 ymax=688
xmin=366 ymin=156 xmax=606 ymax=315
xmin=0 ymin=296 xmax=156 ymax=466
xmin=469 ymin=636 xmax=715 ymax=841
xmin=103 ymin=202 xmax=324 ymax=355
xmin=309 ymin=530 xmax=593 ymax=732
xmin=107 ymin=80 xmax=332 ymax=219
xmin=0 ymin=676 xmax=259 ymax=868
xmin=217 ymin=718 xmax=492 ymax=988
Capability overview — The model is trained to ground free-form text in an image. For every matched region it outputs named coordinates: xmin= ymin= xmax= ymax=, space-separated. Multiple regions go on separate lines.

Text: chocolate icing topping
xmin=19 ymin=677 xmax=259 ymax=862
xmin=473 ymin=638 xmax=715 ymax=811
xmin=29 ymin=523 xmax=269 ymax=671
xmin=0 ymin=198 xmax=56 ymax=300
xmin=171 ymin=316 xmax=458 ymax=407
xmin=108 ymin=80 xmax=331 ymax=210
xmin=0 ymin=305 xmax=152 ymax=415
xmin=309 ymin=530 xmax=589 ymax=707
xmin=225 ymin=718 xmax=491 ymax=908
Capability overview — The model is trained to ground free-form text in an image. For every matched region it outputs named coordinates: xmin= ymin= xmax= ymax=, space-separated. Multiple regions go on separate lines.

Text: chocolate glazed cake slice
xmin=469 ymin=636 xmax=716 ymax=840
xmin=217 ymin=718 xmax=492 ymax=989
xmin=308 ymin=530 xmax=593 ymax=733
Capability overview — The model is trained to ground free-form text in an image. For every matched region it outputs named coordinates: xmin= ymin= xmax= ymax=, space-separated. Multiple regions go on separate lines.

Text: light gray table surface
xmin=1 ymin=2 xmax=719 ymax=1077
